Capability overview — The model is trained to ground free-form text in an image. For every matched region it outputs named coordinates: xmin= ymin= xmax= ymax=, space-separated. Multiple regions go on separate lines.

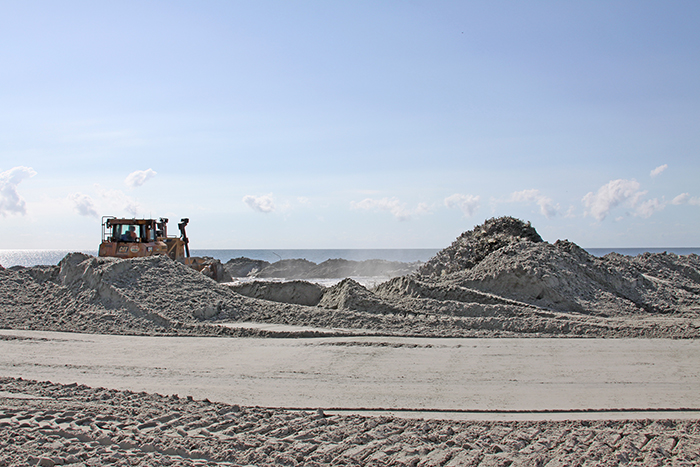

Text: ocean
xmin=0 ymin=247 xmax=699 ymax=268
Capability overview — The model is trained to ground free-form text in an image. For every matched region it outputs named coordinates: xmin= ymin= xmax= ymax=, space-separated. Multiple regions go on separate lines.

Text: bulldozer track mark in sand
xmin=2 ymin=377 xmax=700 ymax=466
xmin=276 ymin=406 xmax=700 ymax=415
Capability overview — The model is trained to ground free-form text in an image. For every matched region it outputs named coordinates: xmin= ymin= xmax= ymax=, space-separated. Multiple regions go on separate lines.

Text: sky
xmin=1 ymin=1 xmax=699 ymax=250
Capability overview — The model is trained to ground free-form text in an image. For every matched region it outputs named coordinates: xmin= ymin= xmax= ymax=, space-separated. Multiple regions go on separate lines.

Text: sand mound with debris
xmin=318 ymin=278 xmax=404 ymax=315
xmin=303 ymin=216 xmax=699 ymax=336
xmin=0 ymin=252 xmax=310 ymax=336
xmin=418 ymin=216 xmax=543 ymax=277
xmin=411 ymin=218 xmax=700 ymax=317
xmin=225 ymin=257 xmax=419 ymax=279
xmin=57 ymin=253 xmax=234 ymax=321
xmin=224 ymin=257 xmax=271 ymax=277
xmin=253 ymin=258 xmax=318 ymax=278
xmin=307 ymin=258 xmax=419 ymax=279
xmin=229 ymin=280 xmax=325 ymax=306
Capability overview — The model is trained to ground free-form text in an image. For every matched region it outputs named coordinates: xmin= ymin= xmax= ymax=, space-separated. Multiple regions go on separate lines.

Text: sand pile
xmin=0 ymin=252 xmax=309 ymax=336
xmin=278 ymin=216 xmax=698 ymax=336
xmin=304 ymin=259 xmax=420 ymax=279
xmin=229 ymin=280 xmax=325 ymax=306
xmin=223 ymin=257 xmax=271 ymax=277
xmin=407 ymin=218 xmax=700 ymax=317
xmin=3 ymin=377 xmax=700 ymax=466
xmin=318 ymin=278 xmax=405 ymax=315
xmin=225 ymin=257 xmax=419 ymax=279
xmin=418 ymin=216 xmax=543 ymax=277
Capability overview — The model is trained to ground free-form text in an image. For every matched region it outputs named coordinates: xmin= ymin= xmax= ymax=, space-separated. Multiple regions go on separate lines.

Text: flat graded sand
xmin=1 ymin=330 xmax=699 ymax=418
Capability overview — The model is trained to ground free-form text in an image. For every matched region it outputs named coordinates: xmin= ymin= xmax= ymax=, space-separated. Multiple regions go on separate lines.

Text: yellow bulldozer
xmin=98 ymin=216 xmax=230 ymax=281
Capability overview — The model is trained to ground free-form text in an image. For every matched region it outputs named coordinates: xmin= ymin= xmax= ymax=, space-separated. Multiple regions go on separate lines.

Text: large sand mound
xmin=411 ymin=218 xmax=700 ymax=317
xmin=0 ymin=252 xmax=308 ymax=336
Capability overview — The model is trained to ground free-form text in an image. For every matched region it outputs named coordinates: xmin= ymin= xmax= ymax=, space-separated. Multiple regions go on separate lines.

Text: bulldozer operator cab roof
xmin=104 ymin=219 xmax=159 ymax=243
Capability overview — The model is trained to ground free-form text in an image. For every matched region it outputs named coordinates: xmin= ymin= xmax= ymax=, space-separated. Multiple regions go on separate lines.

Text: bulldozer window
xmin=117 ymin=225 xmax=142 ymax=242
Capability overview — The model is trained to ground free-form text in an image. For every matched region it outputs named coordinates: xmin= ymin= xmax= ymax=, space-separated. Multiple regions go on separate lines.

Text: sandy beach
xmin=2 ymin=218 xmax=700 ymax=465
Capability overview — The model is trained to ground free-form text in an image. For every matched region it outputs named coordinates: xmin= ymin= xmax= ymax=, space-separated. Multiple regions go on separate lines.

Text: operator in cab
xmin=120 ymin=226 xmax=138 ymax=242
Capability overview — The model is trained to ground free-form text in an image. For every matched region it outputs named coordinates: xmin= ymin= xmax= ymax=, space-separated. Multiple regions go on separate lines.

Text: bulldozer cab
xmin=99 ymin=216 xmax=189 ymax=261
xmin=102 ymin=218 xmax=161 ymax=243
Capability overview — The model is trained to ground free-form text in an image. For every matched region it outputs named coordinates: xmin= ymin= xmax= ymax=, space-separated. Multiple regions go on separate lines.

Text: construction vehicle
xmin=98 ymin=216 xmax=229 ymax=281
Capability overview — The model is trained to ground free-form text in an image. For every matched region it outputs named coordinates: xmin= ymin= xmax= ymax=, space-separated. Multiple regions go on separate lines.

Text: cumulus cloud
xmin=582 ymin=179 xmax=665 ymax=221
xmin=672 ymin=193 xmax=700 ymax=206
xmin=351 ymin=197 xmax=411 ymax=220
xmin=582 ymin=179 xmax=643 ymax=221
xmin=243 ymin=194 xmax=275 ymax=213
xmin=0 ymin=166 xmax=37 ymax=216
xmin=672 ymin=193 xmax=690 ymax=205
xmin=650 ymin=164 xmax=668 ymax=177
xmin=636 ymin=198 xmax=665 ymax=218
xmin=95 ymin=186 xmax=142 ymax=216
xmin=125 ymin=169 xmax=157 ymax=188
xmin=351 ymin=197 xmax=429 ymax=221
xmin=444 ymin=193 xmax=480 ymax=217
xmin=509 ymin=189 xmax=559 ymax=219
xmin=416 ymin=202 xmax=431 ymax=215
xmin=69 ymin=193 xmax=99 ymax=217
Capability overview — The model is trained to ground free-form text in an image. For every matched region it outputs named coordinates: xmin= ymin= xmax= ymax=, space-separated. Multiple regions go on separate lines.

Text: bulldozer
xmin=98 ymin=216 xmax=230 ymax=281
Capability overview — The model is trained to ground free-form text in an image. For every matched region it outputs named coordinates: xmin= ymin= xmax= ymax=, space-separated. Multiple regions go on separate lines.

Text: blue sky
xmin=1 ymin=1 xmax=699 ymax=250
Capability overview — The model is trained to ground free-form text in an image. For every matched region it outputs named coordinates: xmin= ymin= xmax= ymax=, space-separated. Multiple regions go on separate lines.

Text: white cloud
xmin=582 ymin=179 xmax=646 ymax=221
xmin=69 ymin=193 xmax=99 ymax=217
xmin=444 ymin=193 xmax=480 ymax=217
xmin=672 ymin=193 xmax=690 ymax=205
xmin=243 ymin=194 xmax=275 ymax=213
xmin=671 ymin=193 xmax=700 ymax=206
xmin=125 ymin=169 xmax=157 ymax=188
xmin=351 ymin=197 xmax=428 ymax=221
xmin=636 ymin=198 xmax=665 ymax=218
xmin=415 ymin=202 xmax=431 ymax=215
xmin=650 ymin=164 xmax=668 ymax=177
xmin=0 ymin=166 xmax=37 ymax=216
xmin=95 ymin=186 xmax=142 ymax=216
xmin=509 ymin=189 xmax=559 ymax=219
